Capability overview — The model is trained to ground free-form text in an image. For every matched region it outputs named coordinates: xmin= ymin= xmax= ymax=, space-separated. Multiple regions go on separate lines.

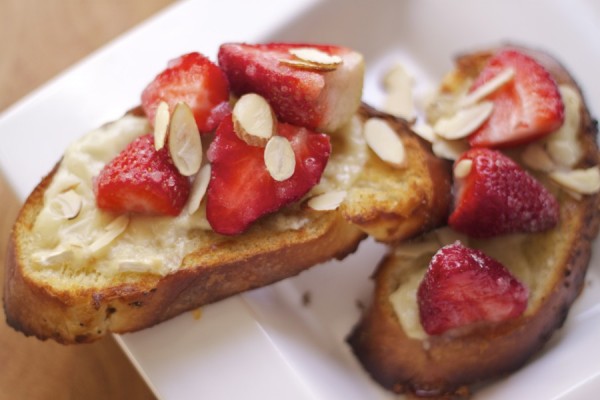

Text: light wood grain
xmin=0 ymin=0 xmax=176 ymax=398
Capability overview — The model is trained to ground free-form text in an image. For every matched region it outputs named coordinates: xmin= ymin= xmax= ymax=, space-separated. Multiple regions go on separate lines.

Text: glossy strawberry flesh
xmin=206 ymin=114 xmax=331 ymax=235
xmin=94 ymin=134 xmax=191 ymax=216
xmin=449 ymin=148 xmax=559 ymax=238
xmin=468 ymin=49 xmax=564 ymax=148
xmin=141 ymin=52 xmax=230 ymax=133
xmin=218 ymin=43 xmax=363 ymax=132
xmin=418 ymin=242 xmax=529 ymax=335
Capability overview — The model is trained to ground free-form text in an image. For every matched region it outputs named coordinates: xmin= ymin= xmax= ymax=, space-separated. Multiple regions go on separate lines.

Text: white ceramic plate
xmin=2 ymin=0 xmax=600 ymax=399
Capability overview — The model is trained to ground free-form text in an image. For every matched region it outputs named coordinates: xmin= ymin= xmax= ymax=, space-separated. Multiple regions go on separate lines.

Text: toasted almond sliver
xmin=433 ymin=101 xmax=494 ymax=140
xmin=521 ymin=143 xmax=556 ymax=172
xmin=453 ymin=159 xmax=473 ymax=179
xmin=169 ymin=102 xmax=202 ymax=176
xmin=154 ymin=101 xmax=170 ymax=150
xmin=383 ymin=63 xmax=413 ymax=91
xmin=289 ymin=47 xmax=343 ymax=67
xmin=264 ymin=136 xmax=296 ymax=181
xmin=186 ymin=164 xmax=212 ymax=215
xmin=364 ymin=118 xmax=406 ymax=167
xmin=431 ymin=137 xmax=469 ymax=161
xmin=549 ymin=167 xmax=600 ymax=195
xmin=458 ymin=67 xmax=515 ymax=107
xmin=49 ymin=190 xmax=82 ymax=220
xmin=411 ymin=122 xmax=436 ymax=143
xmin=278 ymin=58 xmax=338 ymax=72
xmin=546 ymin=85 xmax=583 ymax=168
xmin=89 ymin=215 xmax=129 ymax=253
xmin=34 ymin=247 xmax=75 ymax=266
xmin=308 ymin=190 xmax=347 ymax=211
xmin=232 ymin=94 xmax=276 ymax=146
xmin=382 ymin=63 xmax=415 ymax=119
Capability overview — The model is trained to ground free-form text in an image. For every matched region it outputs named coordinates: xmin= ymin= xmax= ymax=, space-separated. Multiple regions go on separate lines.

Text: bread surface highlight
xmin=347 ymin=46 xmax=600 ymax=397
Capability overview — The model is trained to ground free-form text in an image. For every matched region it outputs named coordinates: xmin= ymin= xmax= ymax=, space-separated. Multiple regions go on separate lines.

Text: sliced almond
xmin=546 ymin=85 xmax=583 ymax=167
xmin=278 ymin=58 xmax=338 ymax=72
xmin=431 ymin=137 xmax=469 ymax=161
xmin=382 ymin=63 xmax=415 ymax=120
xmin=453 ymin=159 xmax=473 ymax=179
xmin=264 ymin=136 xmax=296 ymax=181
xmin=288 ymin=47 xmax=342 ymax=68
xmin=49 ymin=173 xmax=81 ymax=195
xmin=433 ymin=101 xmax=494 ymax=140
xmin=383 ymin=63 xmax=413 ymax=91
xmin=458 ymin=67 xmax=515 ymax=107
xmin=549 ymin=167 xmax=600 ymax=195
xmin=154 ymin=101 xmax=170 ymax=150
xmin=521 ymin=143 xmax=556 ymax=172
xmin=89 ymin=215 xmax=129 ymax=254
xmin=307 ymin=190 xmax=347 ymax=211
xmin=411 ymin=122 xmax=436 ymax=143
xmin=364 ymin=118 xmax=406 ymax=167
xmin=49 ymin=190 xmax=82 ymax=220
xmin=169 ymin=102 xmax=202 ymax=176
xmin=186 ymin=164 xmax=212 ymax=214
xmin=232 ymin=94 xmax=276 ymax=146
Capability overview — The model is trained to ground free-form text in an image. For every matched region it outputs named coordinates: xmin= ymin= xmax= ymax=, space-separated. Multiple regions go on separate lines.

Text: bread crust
xmin=347 ymin=46 xmax=600 ymax=397
xmin=3 ymin=106 xmax=451 ymax=344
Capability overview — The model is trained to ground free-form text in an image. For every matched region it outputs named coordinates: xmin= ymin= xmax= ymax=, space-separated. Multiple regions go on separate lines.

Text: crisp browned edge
xmin=347 ymin=45 xmax=600 ymax=398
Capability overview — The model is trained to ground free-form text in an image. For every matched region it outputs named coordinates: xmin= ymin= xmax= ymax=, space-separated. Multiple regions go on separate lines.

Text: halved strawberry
xmin=449 ymin=148 xmax=559 ymax=238
xmin=468 ymin=48 xmax=564 ymax=148
xmin=141 ymin=52 xmax=230 ymax=133
xmin=418 ymin=242 xmax=529 ymax=335
xmin=94 ymin=134 xmax=190 ymax=216
xmin=217 ymin=43 xmax=364 ymax=133
xmin=206 ymin=114 xmax=331 ymax=235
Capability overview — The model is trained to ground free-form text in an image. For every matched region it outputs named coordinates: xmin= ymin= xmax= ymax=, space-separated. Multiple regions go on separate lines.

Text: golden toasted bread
xmin=347 ymin=46 xmax=600 ymax=397
xmin=3 ymin=104 xmax=450 ymax=344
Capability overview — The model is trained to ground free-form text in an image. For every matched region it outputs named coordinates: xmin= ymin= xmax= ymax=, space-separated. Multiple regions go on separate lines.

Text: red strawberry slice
xmin=141 ymin=52 xmax=230 ymax=133
xmin=217 ymin=43 xmax=364 ymax=133
xmin=206 ymin=114 xmax=331 ymax=235
xmin=94 ymin=134 xmax=191 ymax=216
xmin=468 ymin=48 xmax=564 ymax=148
xmin=418 ymin=242 xmax=529 ymax=335
xmin=449 ymin=148 xmax=559 ymax=238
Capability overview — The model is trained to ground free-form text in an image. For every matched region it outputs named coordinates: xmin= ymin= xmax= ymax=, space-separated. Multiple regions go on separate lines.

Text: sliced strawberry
xmin=218 ymin=43 xmax=364 ymax=133
xmin=418 ymin=242 xmax=529 ymax=335
xmin=468 ymin=48 xmax=564 ymax=148
xmin=206 ymin=114 xmax=331 ymax=235
xmin=94 ymin=134 xmax=190 ymax=216
xmin=141 ymin=52 xmax=230 ymax=133
xmin=449 ymin=148 xmax=559 ymax=238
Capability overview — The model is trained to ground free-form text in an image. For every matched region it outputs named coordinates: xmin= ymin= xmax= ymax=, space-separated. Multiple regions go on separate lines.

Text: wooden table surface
xmin=0 ymin=1 xmax=176 ymax=398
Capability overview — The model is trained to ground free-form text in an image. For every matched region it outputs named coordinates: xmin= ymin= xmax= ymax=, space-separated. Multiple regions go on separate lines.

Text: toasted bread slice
xmin=347 ymin=46 xmax=600 ymax=397
xmin=3 ymin=105 xmax=450 ymax=344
